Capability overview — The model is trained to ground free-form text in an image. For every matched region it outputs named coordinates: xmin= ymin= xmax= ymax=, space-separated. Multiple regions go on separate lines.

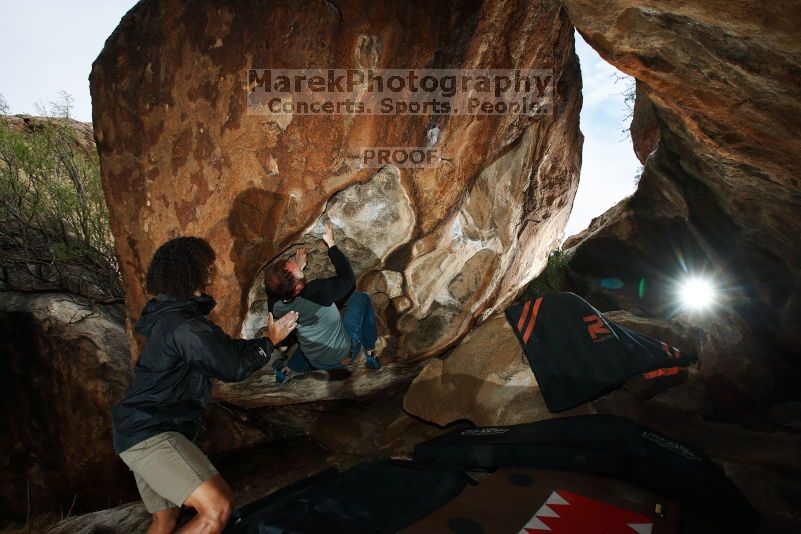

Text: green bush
xmin=520 ymin=249 xmax=570 ymax=300
xmin=0 ymin=93 xmax=122 ymax=298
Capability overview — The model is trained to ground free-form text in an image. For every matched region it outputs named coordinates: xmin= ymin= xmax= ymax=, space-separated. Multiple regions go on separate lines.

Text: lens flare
xmin=679 ymin=276 xmax=717 ymax=311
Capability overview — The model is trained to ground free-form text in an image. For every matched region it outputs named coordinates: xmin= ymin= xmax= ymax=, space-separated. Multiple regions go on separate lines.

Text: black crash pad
xmin=505 ymin=292 xmax=690 ymax=412
xmin=224 ymin=459 xmax=470 ymax=534
xmin=413 ymin=414 xmax=759 ymax=533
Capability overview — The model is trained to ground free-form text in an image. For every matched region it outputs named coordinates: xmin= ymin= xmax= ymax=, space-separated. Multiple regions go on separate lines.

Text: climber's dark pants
xmin=286 ymin=290 xmax=378 ymax=372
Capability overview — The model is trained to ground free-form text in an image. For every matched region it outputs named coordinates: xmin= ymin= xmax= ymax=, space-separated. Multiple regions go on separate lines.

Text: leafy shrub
xmin=520 ymin=248 xmax=570 ymax=299
xmin=0 ymin=93 xmax=122 ymax=298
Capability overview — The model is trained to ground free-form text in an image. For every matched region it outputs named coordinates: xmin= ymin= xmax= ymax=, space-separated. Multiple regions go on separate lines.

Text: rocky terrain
xmin=89 ymin=0 xmax=582 ymax=375
xmin=0 ymin=293 xmax=134 ymax=521
xmin=2 ymin=0 xmax=800 ymax=531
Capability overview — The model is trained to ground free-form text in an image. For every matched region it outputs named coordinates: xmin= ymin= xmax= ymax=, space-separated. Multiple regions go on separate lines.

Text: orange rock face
xmin=90 ymin=0 xmax=582 ymax=371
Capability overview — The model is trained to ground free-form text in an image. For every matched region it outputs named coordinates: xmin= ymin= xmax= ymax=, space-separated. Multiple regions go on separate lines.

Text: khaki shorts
xmin=119 ymin=431 xmax=219 ymax=513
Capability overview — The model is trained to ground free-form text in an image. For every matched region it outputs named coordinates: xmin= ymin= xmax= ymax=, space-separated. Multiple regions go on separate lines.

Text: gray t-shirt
xmin=271 ymin=246 xmax=356 ymax=368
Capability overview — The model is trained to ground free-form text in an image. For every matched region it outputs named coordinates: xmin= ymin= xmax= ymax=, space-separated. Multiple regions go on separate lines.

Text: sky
xmin=564 ymin=31 xmax=640 ymax=237
xmin=0 ymin=0 xmax=136 ymax=121
xmin=0 ymin=3 xmax=639 ymax=238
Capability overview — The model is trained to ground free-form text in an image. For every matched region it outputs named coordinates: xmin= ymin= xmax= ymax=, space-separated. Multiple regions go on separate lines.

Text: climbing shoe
xmin=275 ymin=367 xmax=294 ymax=386
xmin=272 ymin=357 xmax=294 ymax=386
xmin=365 ymin=352 xmax=381 ymax=370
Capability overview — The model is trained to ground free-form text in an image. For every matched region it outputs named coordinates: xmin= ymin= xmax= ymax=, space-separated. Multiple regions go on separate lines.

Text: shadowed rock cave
xmin=1 ymin=0 xmax=800 ymax=532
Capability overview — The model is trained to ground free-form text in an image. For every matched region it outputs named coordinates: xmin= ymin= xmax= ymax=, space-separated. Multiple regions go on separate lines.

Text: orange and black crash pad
xmin=403 ymin=468 xmax=682 ymax=533
xmin=505 ymin=292 xmax=691 ymax=412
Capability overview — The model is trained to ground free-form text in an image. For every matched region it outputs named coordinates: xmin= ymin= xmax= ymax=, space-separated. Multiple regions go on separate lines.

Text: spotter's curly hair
xmin=145 ymin=237 xmax=216 ymax=300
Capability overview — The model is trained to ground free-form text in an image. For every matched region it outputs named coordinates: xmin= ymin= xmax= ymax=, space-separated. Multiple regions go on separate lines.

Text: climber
xmin=111 ymin=237 xmax=298 ymax=534
xmin=264 ymin=221 xmax=381 ymax=385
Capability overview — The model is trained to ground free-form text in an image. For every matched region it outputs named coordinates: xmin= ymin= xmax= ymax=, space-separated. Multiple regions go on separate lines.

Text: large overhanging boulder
xmin=90 ymin=0 xmax=582 ymax=405
xmin=560 ymin=0 xmax=801 ymax=418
